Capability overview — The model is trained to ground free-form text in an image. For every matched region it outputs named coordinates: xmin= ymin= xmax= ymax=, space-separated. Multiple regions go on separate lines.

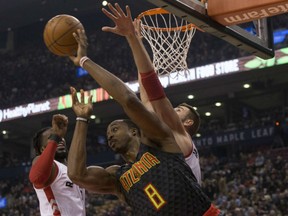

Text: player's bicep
xmin=72 ymin=165 xmax=119 ymax=195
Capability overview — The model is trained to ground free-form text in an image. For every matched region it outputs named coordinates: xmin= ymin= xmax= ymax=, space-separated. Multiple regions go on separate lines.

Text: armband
xmin=48 ymin=134 xmax=62 ymax=144
xmin=140 ymin=71 xmax=166 ymax=101
xmin=76 ymin=117 xmax=90 ymax=123
xmin=79 ymin=56 xmax=90 ymax=68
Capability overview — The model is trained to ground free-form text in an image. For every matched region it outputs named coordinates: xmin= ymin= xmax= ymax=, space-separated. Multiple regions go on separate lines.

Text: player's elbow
xmin=123 ymin=92 xmax=140 ymax=108
xmin=29 ymin=168 xmax=49 ymax=185
xmin=67 ymin=170 xmax=85 ymax=185
xmin=29 ymin=171 xmax=37 ymax=184
xmin=67 ymin=170 xmax=79 ymax=182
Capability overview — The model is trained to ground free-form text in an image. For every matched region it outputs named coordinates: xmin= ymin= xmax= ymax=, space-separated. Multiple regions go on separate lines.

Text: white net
xmin=138 ymin=8 xmax=197 ymax=77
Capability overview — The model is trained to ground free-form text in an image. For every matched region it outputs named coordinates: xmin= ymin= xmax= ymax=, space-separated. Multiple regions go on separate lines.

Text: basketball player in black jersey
xmin=67 ymin=3 xmax=222 ymax=215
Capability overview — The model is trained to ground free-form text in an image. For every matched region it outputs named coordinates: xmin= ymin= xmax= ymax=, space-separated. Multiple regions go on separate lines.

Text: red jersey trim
xmin=43 ymin=186 xmax=61 ymax=216
xmin=184 ymin=148 xmax=193 ymax=158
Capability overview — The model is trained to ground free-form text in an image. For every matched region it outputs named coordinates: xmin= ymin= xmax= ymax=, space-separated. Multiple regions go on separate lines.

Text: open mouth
xmin=109 ymin=140 xmax=116 ymax=148
xmin=57 ymin=142 xmax=65 ymax=150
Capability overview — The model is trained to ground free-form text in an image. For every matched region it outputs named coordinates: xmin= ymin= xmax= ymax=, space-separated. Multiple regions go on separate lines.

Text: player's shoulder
xmin=31 ymin=156 xmax=40 ymax=165
xmin=106 ymin=165 xmax=121 ymax=175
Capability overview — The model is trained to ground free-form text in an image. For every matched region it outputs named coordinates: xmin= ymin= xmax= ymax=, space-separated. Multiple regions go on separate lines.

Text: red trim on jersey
xmin=44 ymin=186 xmax=61 ymax=216
xmin=203 ymin=204 xmax=221 ymax=216
xmin=184 ymin=135 xmax=194 ymax=158
xmin=184 ymin=148 xmax=193 ymax=158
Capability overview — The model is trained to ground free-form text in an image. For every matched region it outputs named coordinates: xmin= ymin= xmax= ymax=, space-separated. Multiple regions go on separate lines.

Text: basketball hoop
xmin=137 ymin=8 xmax=199 ymax=77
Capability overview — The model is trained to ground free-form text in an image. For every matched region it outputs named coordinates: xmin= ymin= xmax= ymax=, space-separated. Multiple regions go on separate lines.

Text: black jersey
xmin=115 ymin=144 xmax=212 ymax=216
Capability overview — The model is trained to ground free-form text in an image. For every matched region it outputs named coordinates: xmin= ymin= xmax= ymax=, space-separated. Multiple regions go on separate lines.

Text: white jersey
xmin=33 ymin=160 xmax=86 ymax=216
xmin=185 ymin=142 xmax=201 ymax=185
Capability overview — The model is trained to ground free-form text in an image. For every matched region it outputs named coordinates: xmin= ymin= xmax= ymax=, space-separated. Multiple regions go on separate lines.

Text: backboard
xmin=144 ymin=0 xmax=275 ymax=59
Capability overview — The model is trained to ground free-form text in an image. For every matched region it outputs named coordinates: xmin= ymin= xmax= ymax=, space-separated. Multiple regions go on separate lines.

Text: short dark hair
xmin=122 ymin=119 xmax=140 ymax=137
xmin=178 ymin=103 xmax=201 ymax=136
xmin=32 ymin=127 xmax=51 ymax=156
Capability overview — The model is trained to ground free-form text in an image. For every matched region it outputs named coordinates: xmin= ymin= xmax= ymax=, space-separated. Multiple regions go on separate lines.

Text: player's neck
xmin=56 ymin=158 xmax=67 ymax=165
xmin=122 ymin=141 xmax=140 ymax=163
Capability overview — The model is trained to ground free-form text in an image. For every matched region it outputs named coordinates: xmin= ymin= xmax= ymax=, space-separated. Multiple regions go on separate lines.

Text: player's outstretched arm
xmin=68 ymin=29 xmax=180 ymax=153
xmin=67 ymin=87 xmax=120 ymax=194
xmin=102 ymin=4 xmax=186 ymax=132
xmin=103 ymin=4 xmax=189 ymax=138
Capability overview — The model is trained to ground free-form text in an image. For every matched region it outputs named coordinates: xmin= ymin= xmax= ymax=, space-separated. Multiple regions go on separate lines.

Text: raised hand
xmin=133 ymin=18 xmax=143 ymax=40
xmin=70 ymin=87 xmax=93 ymax=119
xmin=52 ymin=114 xmax=68 ymax=138
xmin=102 ymin=3 xmax=136 ymax=38
xmin=69 ymin=29 xmax=89 ymax=66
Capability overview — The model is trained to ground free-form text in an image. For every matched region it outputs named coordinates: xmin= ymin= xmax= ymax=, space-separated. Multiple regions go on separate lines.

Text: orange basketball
xmin=43 ymin=14 xmax=84 ymax=56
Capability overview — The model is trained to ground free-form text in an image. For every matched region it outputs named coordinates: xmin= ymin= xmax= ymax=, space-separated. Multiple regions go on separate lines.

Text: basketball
xmin=43 ymin=14 xmax=84 ymax=56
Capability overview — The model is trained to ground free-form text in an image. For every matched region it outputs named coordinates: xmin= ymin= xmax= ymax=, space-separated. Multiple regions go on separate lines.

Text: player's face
xmin=174 ymin=105 xmax=191 ymax=122
xmin=41 ymin=129 xmax=67 ymax=159
xmin=106 ymin=120 xmax=133 ymax=154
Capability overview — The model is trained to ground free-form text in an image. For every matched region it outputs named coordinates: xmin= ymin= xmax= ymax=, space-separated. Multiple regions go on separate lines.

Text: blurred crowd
xmin=0 ymin=146 xmax=287 ymax=215
xmin=0 ymin=15 xmax=272 ymax=109
xmin=0 ymin=177 xmax=132 ymax=216
xmin=200 ymin=148 xmax=288 ymax=215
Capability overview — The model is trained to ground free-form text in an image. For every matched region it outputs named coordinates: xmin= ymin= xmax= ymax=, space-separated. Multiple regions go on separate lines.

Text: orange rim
xmin=137 ymin=8 xmax=202 ymax=32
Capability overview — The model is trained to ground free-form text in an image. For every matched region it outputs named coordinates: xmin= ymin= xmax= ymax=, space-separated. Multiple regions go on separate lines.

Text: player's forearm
xmin=138 ymin=75 xmax=154 ymax=111
xmin=82 ymin=59 xmax=136 ymax=106
xmin=126 ymin=34 xmax=166 ymax=102
xmin=126 ymin=34 xmax=154 ymax=74
xmin=139 ymin=71 xmax=180 ymax=130
xmin=29 ymin=140 xmax=57 ymax=185
xmin=67 ymin=121 xmax=89 ymax=183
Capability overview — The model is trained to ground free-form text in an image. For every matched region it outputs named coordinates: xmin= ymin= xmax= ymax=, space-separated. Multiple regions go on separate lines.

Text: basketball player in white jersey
xmin=101 ymin=5 xmax=202 ymax=184
xmin=29 ymin=114 xmax=86 ymax=216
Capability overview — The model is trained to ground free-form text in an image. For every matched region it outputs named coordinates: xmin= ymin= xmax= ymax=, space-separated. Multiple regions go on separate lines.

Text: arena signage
xmin=166 ymin=47 xmax=288 ymax=86
xmin=208 ymin=0 xmax=288 ymax=26
xmin=0 ymin=101 xmax=51 ymax=122
xmin=1 ymin=48 xmax=288 ymax=122
xmin=221 ymin=5 xmax=288 ymax=25
xmin=194 ymin=126 xmax=275 ymax=147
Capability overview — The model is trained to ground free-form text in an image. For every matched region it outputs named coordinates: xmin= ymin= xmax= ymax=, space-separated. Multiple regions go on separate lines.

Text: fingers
xmin=114 ymin=3 xmax=126 ymax=17
xmin=102 ymin=3 xmax=129 ymax=20
xmin=80 ymin=89 xmax=84 ymax=103
xmin=125 ymin=5 xmax=131 ymax=19
xmin=52 ymin=114 xmax=68 ymax=129
xmin=53 ymin=114 xmax=67 ymax=121
xmin=102 ymin=26 xmax=114 ymax=33
xmin=88 ymin=95 xmax=93 ymax=105
xmin=78 ymin=29 xmax=88 ymax=46
xmin=70 ymin=87 xmax=91 ymax=104
xmin=133 ymin=19 xmax=143 ymax=39
xmin=72 ymin=29 xmax=87 ymax=47
xmin=102 ymin=7 xmax=117 ymax=21
xmin=73 ymin=32 xmax=80 ymax=43
xmin=70 ymin=86 xmax=79 ymax=105
xmin=108 ymin=3 xmax=122 ymax=18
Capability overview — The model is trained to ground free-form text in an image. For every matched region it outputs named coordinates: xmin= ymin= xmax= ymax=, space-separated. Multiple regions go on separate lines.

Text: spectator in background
xmin=254 ymin=151 xmax=265 ymax=167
